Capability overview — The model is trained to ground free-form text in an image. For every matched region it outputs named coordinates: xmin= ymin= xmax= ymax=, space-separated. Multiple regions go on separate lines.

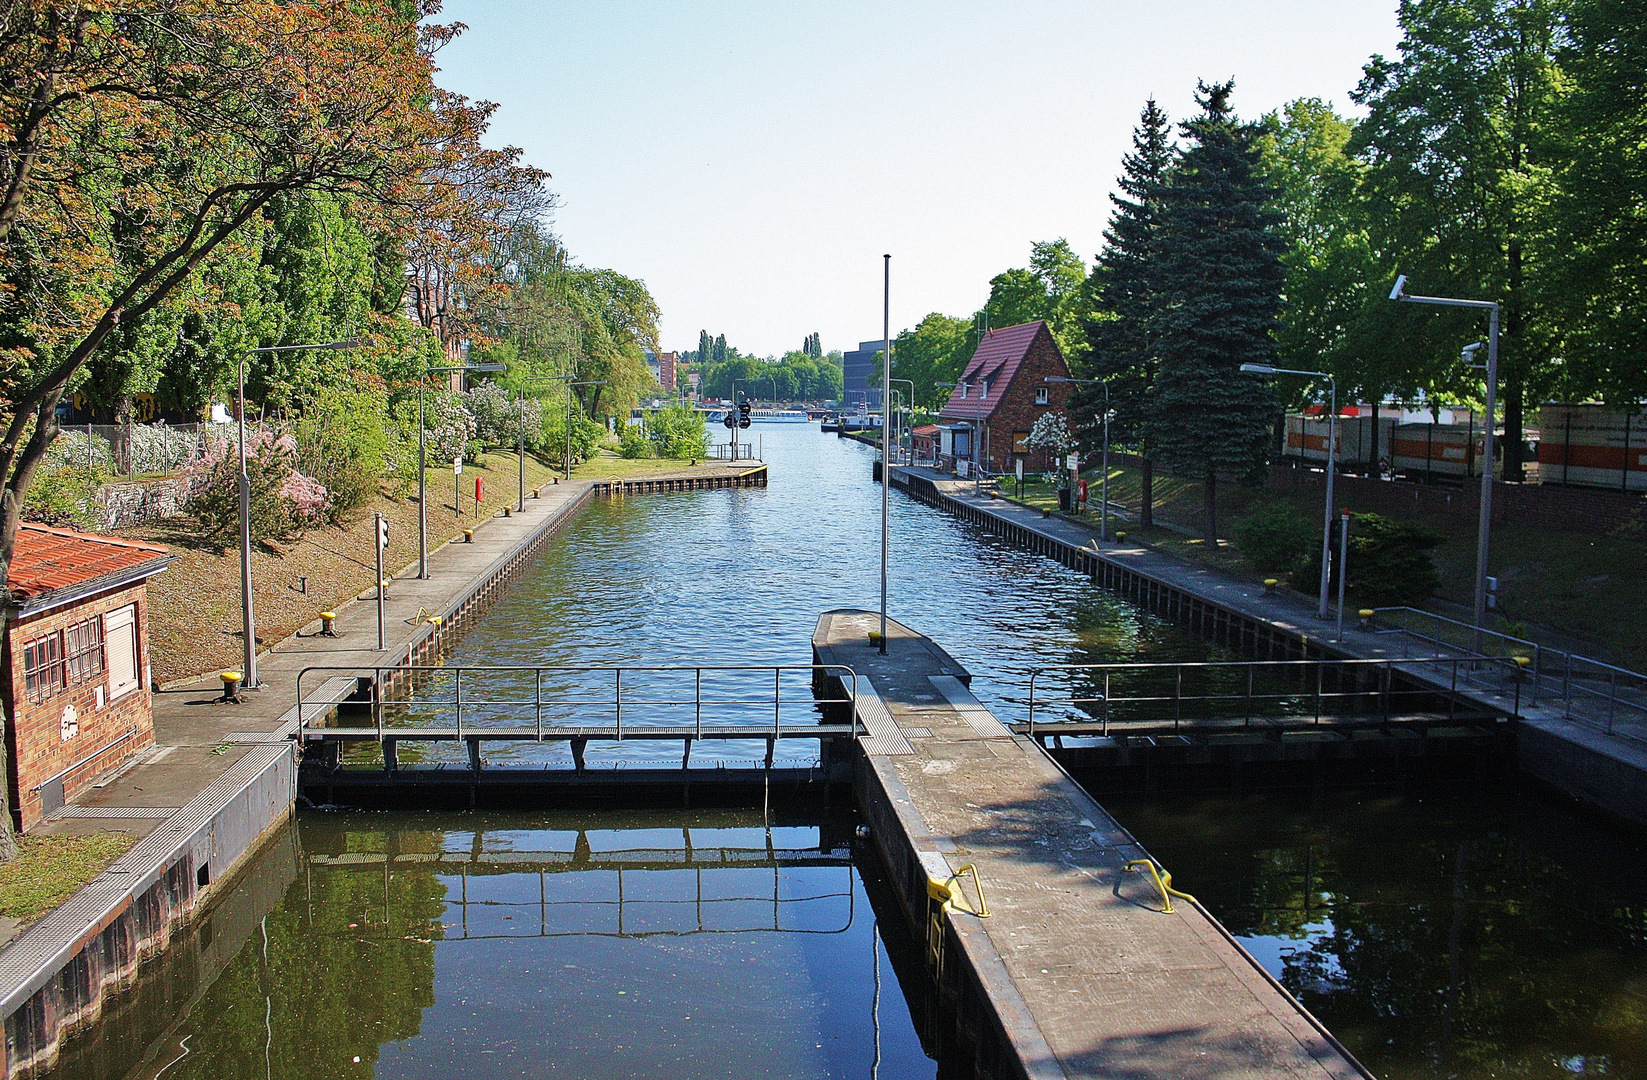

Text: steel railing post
xmin=1103 ymin=672 xmax=1111 ymax=734
xmin=1245 ymin=666 xmax=1253 ymax=728
xmin=1174 ymin=667 xmax=1182 ymax=731
xmin=615 ymin=668 xmax=623 ymax=741
xmin=696 ymin=668 xmax=703 ymax=739
xmin=374 ymin=669 xmax=382 ymax=740
xmin=775 ymin=667 xmax=782 ymax=740
xmin=536 ymin=667 xmax=543 ymax=741
xmin=851 ymin=672 xmax=860 ymax=738
xmin=455 ymin=667 xmax=462 ymax=742
xmin=1028 ymin=671 xmax=1037 ymax=736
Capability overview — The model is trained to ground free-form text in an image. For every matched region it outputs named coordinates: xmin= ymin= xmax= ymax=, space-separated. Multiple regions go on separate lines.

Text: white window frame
xmin=105 ymin=604 xmax=140 ymax=701
xmin=1035 ymin=387 xmax=1050 ymax=405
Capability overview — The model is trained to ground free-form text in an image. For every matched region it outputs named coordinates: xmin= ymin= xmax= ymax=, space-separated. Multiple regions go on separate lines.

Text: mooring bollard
xmin=219 ymin=670 xmax=243 ymax=703
xmin=1115 ymin=531 xmax=1127 ymax=543
xmin=1264 ymin=578 xmax=1279 ymax=595
xmin=1358 ymin=608 xmax=1375 ymax=631
xmin=503 ymin=506 xmax=512 ymax=517
xmin=318 ymin=611 xmax=337 ymax=637
xmin=462 ymin=528 xmax=474 ymax=543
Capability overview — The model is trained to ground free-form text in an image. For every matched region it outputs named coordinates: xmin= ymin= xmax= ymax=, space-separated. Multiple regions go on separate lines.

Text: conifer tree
xmin=713 ymin=334 xmax=727 ymax=363
xmin=698 ymin=329 xmax=711 ymax=364
xmin=1141 ymin=81 xmax=1283 ymax=543
xmin=1081 ymin=98 xmax=1173 ymax=526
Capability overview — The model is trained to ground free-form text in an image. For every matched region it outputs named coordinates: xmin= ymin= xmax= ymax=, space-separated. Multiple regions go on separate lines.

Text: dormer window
xmin=958 ymin=383 xmax=968 ymax=399
xmin=1035 ymin=387 xmax=1050 ymax=405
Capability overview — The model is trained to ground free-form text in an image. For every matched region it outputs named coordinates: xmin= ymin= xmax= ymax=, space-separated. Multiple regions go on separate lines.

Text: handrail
xmin=1124 ymin=858 xmax=1196 ymax=914
xmin=1370 ymin=606 xmax=1647 ymax=740
xmin=1025 ymin=656 xmax=1522 ymax=736
xmin=295 ymin=663 xmax=861 ymax=744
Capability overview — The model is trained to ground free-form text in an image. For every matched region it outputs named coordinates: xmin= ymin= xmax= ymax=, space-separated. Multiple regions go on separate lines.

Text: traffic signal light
xmin=723 ymin=410 xmax=736 ymax=429
xmin=377 ymin=516 xmax=389 ymax=552
xmin=738 ymin=399 xmax=752 ymax=429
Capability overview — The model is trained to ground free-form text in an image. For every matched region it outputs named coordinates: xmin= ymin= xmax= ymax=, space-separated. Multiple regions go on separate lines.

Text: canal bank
xmin=888 ymin=464 xmax=1647 ymax=829
xmin=0 ymin=472 xmax=607 ymax=1075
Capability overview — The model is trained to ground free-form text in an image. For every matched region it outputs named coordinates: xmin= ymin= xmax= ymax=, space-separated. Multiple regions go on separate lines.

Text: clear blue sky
xmin=434 ymin=2 xmax=1401 ymax=357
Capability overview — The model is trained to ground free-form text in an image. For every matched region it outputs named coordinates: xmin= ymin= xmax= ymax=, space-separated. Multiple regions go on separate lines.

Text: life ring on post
xmin=1077 ymin=478 xmax=1088 ymax=504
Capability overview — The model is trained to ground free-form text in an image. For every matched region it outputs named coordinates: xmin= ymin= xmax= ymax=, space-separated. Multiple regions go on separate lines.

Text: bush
xmin=188 ymin=432 xmax=327 ymax=546
xmin=1297 ymin=511 xmax=1444 ymax=605
xmin=541 ymin=411 xmax=605 ymax=469
xmin=467 ymin=382 xmax=543 ymax=449
xmin=22 ymin=466 xmax=105 ymax=530
xmin=618 ymin=421 xmax=654 ymax=459
xmin=296 ymin=382 xmax=389 ymax=521
xmin=1232 ymin=502 xmax=1317 ymax=575
xmin=642 ymin=402 xmax=709 ymax=459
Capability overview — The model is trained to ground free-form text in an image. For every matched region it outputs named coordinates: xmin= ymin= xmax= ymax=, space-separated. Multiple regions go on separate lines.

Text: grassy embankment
xmin=999 ymin=462 xmax=1647 ymax=670
xmin=124 ymin=448 xmax=705 ymax=685
xmin=0 ymin=834 xmax=135 ymax=928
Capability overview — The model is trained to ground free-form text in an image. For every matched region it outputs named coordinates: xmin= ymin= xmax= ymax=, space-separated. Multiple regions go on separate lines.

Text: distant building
xmin=937 ymin=320 xmax=1072 ymax=475
xmin=657 ymin=351 xmax=678 ymax=392
xmin=841 ymin=340 xmax=884 ymax=410
xmin=5 ymin=525 xmax=172 ymax=831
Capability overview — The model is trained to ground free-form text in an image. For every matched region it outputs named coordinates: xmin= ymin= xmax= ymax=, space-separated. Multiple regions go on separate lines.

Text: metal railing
xmin=295 ymin=663 xmax=859 ymax=744
xmin=706 ymin=442 xmax=756 ymax=461
xmin=1024 ymin=657 xmax=1520 ymax=736
xmin=1370 ymin=607 xmax=1647 ymax=741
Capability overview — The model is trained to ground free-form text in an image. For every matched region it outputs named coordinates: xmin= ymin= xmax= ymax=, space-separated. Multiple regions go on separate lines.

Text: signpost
xmin=374 ymin=513 xmax=387 ymax=649
xmin=454 ymin=458 xmax=462 ymax=519
xmin=1066 ymin=452 xmax=1080 ymax=515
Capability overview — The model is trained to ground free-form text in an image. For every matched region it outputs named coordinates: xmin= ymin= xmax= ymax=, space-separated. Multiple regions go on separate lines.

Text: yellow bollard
xmin=462 ymin=528 xmax=474 ymax=543
xmin=1115 ymin=531 xmax=1127 ymax=543
xmin=318 ymin=611 xmax=337 ymax=637
xmin=219 ymin=670 xmax=243 ymax=702
xmin=1358 ymin=608 xmax=1376 ymax=631
xmin=1264 ymin=578 xmax=1279 ymax=594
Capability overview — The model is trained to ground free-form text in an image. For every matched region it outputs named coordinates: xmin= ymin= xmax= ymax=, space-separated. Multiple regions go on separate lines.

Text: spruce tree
xmin=1140 ymin=81 xmax=1283 ymax=543
xmin=1081 ymin=98 xmax=1173 ymax=527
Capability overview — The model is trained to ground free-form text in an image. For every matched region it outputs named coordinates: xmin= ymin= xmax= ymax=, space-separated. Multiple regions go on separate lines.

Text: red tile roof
xmin=939 ymin=321 xmax=1061 ymax=420
xmin=912 ymin=424 xmax=940 ymax=436
xmin=8 ymin=524 xmax=171 ymax=605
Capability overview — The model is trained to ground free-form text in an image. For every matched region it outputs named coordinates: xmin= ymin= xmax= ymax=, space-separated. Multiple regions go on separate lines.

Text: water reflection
xmin=48 ymin=811 xmax=936 ymax=1080
xmin=1105 ymin=783 xmax=1647 ymax=1080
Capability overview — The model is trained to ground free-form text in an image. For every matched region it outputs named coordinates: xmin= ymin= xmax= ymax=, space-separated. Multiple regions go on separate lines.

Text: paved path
xmin=29 ymin=479 xmax=595 ymax=849
xmin=817 ymin=610 xmax=1367 ymax=1079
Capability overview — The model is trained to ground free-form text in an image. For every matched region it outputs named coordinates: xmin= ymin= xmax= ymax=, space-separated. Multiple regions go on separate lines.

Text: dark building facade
xmin=841 ymin=340 xmax=884 ymax=410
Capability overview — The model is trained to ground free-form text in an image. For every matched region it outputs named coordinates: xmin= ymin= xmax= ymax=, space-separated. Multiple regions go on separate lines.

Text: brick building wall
xmin=6 ymin=583 xmax=155 ymax=831
xmin=982 ymin=333 xmax=1073 ymax=475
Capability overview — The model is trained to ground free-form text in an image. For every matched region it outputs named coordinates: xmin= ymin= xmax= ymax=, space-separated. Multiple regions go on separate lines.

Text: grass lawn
xmin=568 ymin=450 xmax=734 ymax=481
xmin=0 ymin=833 xmax=135 ymax=924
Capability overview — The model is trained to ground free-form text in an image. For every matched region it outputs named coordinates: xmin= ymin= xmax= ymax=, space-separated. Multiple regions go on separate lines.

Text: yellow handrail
xmin=1124 ymin=858 xmax=1196 ymax=914
xmin=926 ymin=864 xmax=990 ymax=917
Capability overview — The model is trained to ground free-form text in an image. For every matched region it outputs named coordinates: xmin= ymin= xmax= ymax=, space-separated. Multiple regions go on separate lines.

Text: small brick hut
xmin=4 ymin=525 xmax=171 ymax=831
xmin=938 ymin=320 xmax=1074 ymax=475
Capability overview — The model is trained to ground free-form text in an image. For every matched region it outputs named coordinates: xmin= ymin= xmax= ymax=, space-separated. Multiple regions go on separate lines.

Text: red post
xmin=474 ymin=476 xmax=483 ymax=518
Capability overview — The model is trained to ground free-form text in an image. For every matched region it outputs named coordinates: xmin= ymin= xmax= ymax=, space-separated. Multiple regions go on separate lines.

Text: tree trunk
xmin=1504 ymin=376 xmax=1524 ymax=483
xmin=1140 ymin=457 xmax=1154 ymax=528
xmin=1203 ymin=469 xmax=1217 ymax=545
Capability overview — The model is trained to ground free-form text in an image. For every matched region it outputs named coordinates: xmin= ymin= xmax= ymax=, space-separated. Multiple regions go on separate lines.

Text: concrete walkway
xmin=818 ymin=610 xmax=1367 ymax=1079
xmin=893 ymin=465 xmax=1647 ymax=823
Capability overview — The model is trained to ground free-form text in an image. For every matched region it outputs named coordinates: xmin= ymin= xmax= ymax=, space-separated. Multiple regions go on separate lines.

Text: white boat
xmin=751 ymin=410 xmax=812 ymax=424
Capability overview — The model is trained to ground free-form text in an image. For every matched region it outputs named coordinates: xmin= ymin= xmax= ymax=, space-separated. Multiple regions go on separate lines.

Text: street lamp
xmin=1390 ymin=275 xmax=1499 ymax=646
xmin=879 ymin=253 xmax=890 ymax=654
xmin=1241 ymin=363 xmax=1338 ymax=620
xmin=566 ymin=381 xmax=605 ymax=479
xmin=1046 ymin=377 xmax=1113 ymax=541
xmin=418 ymin=363 xmax=506 ymax=579
xmin=890 ymin=378 xmax=914 ymax=465
xmin=239 ymin=339 xmax=357 ymax=688
xmin=517 ymin=375 xmax=573 ymax=511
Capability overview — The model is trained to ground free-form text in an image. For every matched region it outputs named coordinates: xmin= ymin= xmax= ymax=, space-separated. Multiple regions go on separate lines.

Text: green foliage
xmin=295 ymin=380 xmax=390 ymax=522
xmin=540 ymin=410 xmax=605 ymax=470
xmin=981 ymin=239 xmax=1091 ymax=361
xmin=617 ymin=421 xmax=653 ymax=458
xmin=466 ymin=381 xmax=542 ymax=448
xmin=641 ymin=402 xmax=709 ymax=459
xmin=1298 ymin=512 xmax=1444 ymax=605
xmin=699 ymin=353 xmax=842 ymax=401
xmin=892 ymin=313 xmax=974 ymax=410
xmin=421 ymin=391 xmax=477 ymax=465
xmin=1141 ymin=81 xmax=1282 ymax=540
xmin=1232 ymin=502 xmax=1318 ymax=575
xmin=20 ymin=465 xmax=105 ymax=530
xmin=189 ymin=433 xmax=327 ymax=547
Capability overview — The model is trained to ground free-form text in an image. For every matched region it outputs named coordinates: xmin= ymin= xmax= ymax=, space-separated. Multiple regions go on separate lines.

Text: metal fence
xmin=48 ymin=421 xmax=244 ymax=478
xmin=295 ymin=663 xmax=860 ymax=745
xmin=1369 ymin=607 xmax=1647 ymax=742
xmin=1024 ymin=656 xmax=1519 ymax=736
xmin=705 ymin=442 xmax=757 ymax=461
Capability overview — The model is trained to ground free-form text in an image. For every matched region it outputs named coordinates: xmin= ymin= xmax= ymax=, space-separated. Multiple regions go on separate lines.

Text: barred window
xmin=65 ymin=617 xmax=105 ymax=685
xmin=24 ymin=633 xmax=63 ymax=702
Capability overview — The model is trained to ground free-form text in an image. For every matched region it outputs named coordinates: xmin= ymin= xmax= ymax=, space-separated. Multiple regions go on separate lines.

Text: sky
xmin=433 ymin=2 xmax=1404 ymax=358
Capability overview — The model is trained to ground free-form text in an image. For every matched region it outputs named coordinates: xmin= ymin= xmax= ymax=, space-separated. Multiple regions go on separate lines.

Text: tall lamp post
xmin=890 ymin=378 xmax=914 ymax=465
xmin=518 ymin=375 xmax=573 ymax=511
xmin=239 ymin=339 xmax=357 ymax=689
xmin=418 ymin=363 xmax=506 ymax=579
xmin=1045 ymin=376 xmax=1112 ymax=541
xmin=565 ymin=380 xmax=605 ymax=479
xmin=1389 ymin=275 xmax=1499 ymax=647
xmin=1241 ymin=363 xmax=1338 ymax=620
xmin=879 ymin=254 xmax=891 ymax=654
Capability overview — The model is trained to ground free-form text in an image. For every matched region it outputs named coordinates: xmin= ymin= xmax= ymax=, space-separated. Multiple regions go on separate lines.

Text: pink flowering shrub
xmin=187 ymin=429 xmax=329 ymax=546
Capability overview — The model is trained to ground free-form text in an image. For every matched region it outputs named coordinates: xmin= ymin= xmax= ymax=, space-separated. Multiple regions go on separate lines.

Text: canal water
xmin=39 ymin=424 xmax=1647 ymax=1079
xmin=38 ymin=810 xmax=947 ymax=1080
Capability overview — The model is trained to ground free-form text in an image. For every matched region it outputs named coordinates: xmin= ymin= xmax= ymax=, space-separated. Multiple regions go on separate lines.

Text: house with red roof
xmin=5 ymin=524 xmax=171 ymax=831
xmin=937 ymin=320 xmax=1074 ymax=476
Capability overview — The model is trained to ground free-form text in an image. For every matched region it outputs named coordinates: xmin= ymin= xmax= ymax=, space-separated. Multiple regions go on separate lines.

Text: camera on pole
xmin=738 ymin=400 xmax=752 ymax=428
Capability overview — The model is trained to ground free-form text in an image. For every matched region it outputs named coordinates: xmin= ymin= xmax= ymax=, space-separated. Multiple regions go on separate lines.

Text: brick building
xmin=937 ymin=320 xmax=1073 ymax=475
xmin=4 ymin=525 xmax=171 ymax=831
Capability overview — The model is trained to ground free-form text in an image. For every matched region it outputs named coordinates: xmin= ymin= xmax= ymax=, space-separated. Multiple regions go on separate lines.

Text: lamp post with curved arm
xmin=1242 ymin=363 xmax=1337 ymax=620
xmin=238 ymin=339 xmax=357 ymax=689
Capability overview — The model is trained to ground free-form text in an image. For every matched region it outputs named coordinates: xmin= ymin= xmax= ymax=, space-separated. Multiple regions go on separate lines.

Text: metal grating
xmin=48 ymin=806 xmax=179 ymax=819
xmin=928 ymin=675 xmax=1013 ymax=738
xmin=855 ymin=680 xmax=915 ymax=756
